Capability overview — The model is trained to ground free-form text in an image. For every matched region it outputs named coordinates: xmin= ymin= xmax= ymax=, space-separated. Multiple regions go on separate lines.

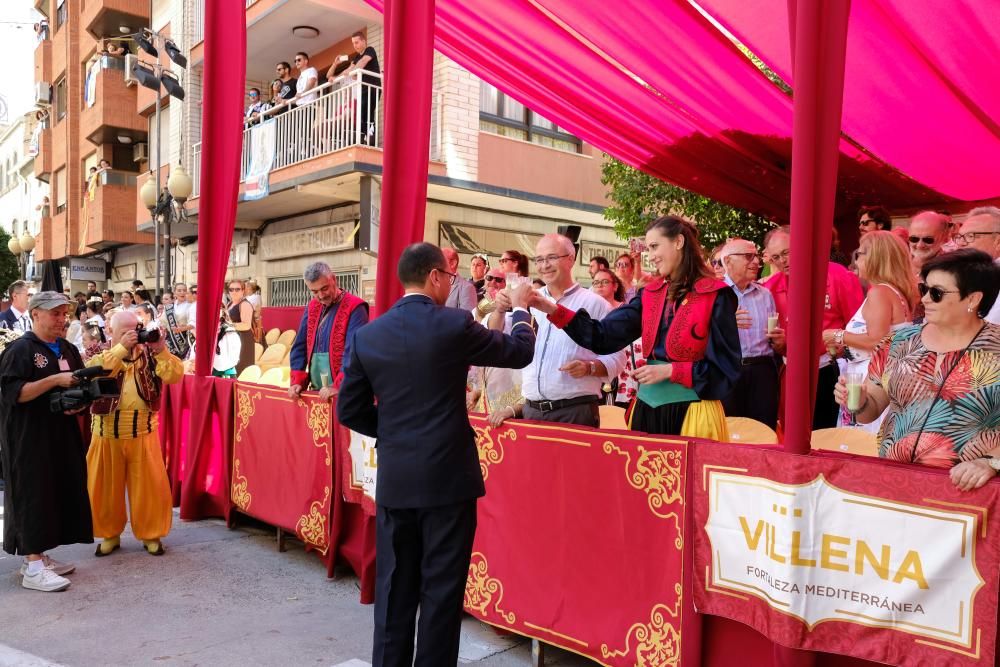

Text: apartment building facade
xmin=34 ymin=0 xmax=622 ymax=304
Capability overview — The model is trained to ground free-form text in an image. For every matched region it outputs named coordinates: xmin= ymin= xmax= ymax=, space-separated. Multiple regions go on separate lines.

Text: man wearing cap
xmin=0 ymin=292 xmax=93 ymax=592
xmin=87 ymin=309 xmax=183 ymax=557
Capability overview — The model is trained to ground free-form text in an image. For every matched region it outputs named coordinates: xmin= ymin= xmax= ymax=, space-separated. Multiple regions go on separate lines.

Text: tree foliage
xmin=0 ymin=228 xmax=22 ymax=294
xmin=601 ymin=157 xmax=777 ymax=251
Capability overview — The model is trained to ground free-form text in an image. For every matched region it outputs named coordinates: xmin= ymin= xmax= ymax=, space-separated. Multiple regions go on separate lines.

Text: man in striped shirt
xmin=720 ymin=239 xmax=780 ymax=428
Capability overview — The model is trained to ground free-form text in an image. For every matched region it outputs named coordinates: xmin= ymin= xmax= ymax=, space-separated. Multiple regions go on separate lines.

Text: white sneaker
xmin=19 ymin=555 xmax=75 ymax=577
xmin=21 ymin=568 xmax=71 ymax=592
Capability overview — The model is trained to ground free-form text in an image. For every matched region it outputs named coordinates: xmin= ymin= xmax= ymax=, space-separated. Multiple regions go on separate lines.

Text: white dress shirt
xmin=988 ymin=258 xmax=1000 ymax=325
xmin=10 ymin=306 xmax=31 ymax=332
xmin=522 ymin=283 xmax=627 ymax=401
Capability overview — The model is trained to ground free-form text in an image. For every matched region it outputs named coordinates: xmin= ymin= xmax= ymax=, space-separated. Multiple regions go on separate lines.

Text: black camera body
xmin=137 ymin=327 xmax=160 ymax=344
xmin=49 ymin=366 xmax=121 ymax=413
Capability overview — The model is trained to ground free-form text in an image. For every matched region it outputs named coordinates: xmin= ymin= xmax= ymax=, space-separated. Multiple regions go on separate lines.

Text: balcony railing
xmin=191 ymin=72 xmax=444 ymax=198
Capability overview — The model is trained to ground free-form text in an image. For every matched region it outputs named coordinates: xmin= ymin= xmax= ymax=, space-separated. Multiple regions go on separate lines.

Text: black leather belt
xmin=741 ymin=355 xmax=779 ymax=366
xmin=525 ymin=396 xmax=599 ymax=412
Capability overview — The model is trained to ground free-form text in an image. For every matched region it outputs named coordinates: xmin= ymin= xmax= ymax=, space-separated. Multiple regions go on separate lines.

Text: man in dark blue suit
xmin=0 ymin=281 xmax=32 ymax=332
xmin=337 ymin=242 xmax=536 ymax=667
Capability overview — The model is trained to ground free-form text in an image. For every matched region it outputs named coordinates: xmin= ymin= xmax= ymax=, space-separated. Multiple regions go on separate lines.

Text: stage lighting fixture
xmin=132 ymin=62 xmax=161 ymax=91
xmin=160 ymin=71 xmax=185 ymax=100
xmin=164 ymin=39 xmax=187 ymax=68
xmin=137 ymin=29 xmax=157 ymax=57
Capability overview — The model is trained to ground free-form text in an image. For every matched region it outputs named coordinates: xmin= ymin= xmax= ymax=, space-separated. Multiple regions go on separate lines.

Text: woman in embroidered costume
xmin=530 ymin=215 xmax=741 ymax=438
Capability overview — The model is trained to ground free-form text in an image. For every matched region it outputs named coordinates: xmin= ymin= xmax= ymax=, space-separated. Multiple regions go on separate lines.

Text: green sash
xmin=636 ymin=360 xmax=698 ymax=408
xmin=309 ymin=352 xmax=331 ymax=390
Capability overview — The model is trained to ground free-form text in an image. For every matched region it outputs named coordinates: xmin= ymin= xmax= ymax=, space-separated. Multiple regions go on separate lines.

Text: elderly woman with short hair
xmin=835 ymin=249 xmax=1000 ymax=490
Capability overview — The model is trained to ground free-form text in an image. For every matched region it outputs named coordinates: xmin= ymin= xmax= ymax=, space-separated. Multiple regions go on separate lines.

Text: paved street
xmin=0 ymin=500 xmax=595 ymax=667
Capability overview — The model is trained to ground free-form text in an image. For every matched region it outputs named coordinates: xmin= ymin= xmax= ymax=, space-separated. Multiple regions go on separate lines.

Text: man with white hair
xmin=907 ymin=211 xmax=952 ymax=274
xmin=288 ymin=262 xmax=368 ymax=401
xmin=494 ymin=233 xmax=626 ymax=426
xmin=87 ymin=309 xmax=184 ymax=557
xmin=719 ymin=239 xmax=780 ymax=428
xmin=954 ymin=206 xmax=1000 ymax=323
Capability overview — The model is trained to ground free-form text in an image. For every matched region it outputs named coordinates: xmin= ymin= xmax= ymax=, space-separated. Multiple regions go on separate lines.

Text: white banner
xmin=705 ymin=473 xmax=982 ymax=645
xmin=348 ymin=430 xmax=377 ymax=503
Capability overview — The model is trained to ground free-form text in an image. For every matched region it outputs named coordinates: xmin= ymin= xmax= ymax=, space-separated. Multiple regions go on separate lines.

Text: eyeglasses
xmin=909 ymin=235 xmax=937 ymax=245
xmin=484 ymin=275 xmax=505 ymax=283
xmin=710 ymin=259 xmax=722 ymax=268
xmin=951 ymin=231 xmax=1000 ymax=247
xmin=436 ymin=268 xmax=457 ymax=285
xmin=918 ymin=283 xmax=960 ymax=303
xmin=499 ymin=257 xmax=517 ymax=264
xmin=727 ymin=252 xmax=761 ymax=263
xmin=852 ymin=249 xmax=868 ymax=261
xmin=248 ymin=92 xmax=258 ymax=98
xmin=592 ymin=279 xmax=613 ymax=287
xmin=769 ymin=250 xmax=791 ymax=262
xmin=294 ymin=58 xmax=304 ymax=62
xmin=615 ymin=262 xmax=631 ymax=270
xmin=533 ymin=254 xmax=570 ymax=265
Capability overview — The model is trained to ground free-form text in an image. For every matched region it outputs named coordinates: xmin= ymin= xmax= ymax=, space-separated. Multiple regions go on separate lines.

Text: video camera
xmin=49 ymin=366 xmax=121 ymax=413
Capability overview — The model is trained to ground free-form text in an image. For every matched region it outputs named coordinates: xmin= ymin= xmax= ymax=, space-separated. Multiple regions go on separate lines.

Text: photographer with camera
xmin=0 ymin=292 xmax=93 ymax=592
xmin=86 ymin=309 xmax=183 ymax=558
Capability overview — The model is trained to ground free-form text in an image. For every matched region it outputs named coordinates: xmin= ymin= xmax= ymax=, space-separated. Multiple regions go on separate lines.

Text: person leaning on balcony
xmin=834 ymin=249 xmax=1000 ymax=491
xmin=103 ymin=40 xmax=129 ymax=57
xmin=293 ymin=52 xmax=319 ymax=106
xmin=274 ymin=62 xmax=297 ymax=112
xmin=244 ymin=88 xmax=267 ymax=125
xmin=336 ymin=31 xmax=381 ymax=145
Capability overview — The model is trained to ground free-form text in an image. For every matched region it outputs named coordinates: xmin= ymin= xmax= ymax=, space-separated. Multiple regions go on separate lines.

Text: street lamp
xmin=7 ymin=231 xmax=36 ymax=280
xmin=141 ymin=164 xmax=193 ymax=292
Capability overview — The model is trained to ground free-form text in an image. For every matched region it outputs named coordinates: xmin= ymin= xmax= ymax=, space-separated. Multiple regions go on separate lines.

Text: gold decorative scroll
xmin=601 ymin=584 xmax=683 ymax=666
xmin=295 ymin=485 xmax=331 ymax=555
xmin=464 ymin=552 xmax=515 ymax=624
xmin=306 ymin=402 xmax=332 ymax=465
xmin=231 ymin=459 xmax=252 ymax=511
xmin=603 ymin=442 xmax=684 ymax=545
xmin=235 ymin=387 xmax=262 ymax=444
xmin=474 ymin=425 xmax=516 ymax=481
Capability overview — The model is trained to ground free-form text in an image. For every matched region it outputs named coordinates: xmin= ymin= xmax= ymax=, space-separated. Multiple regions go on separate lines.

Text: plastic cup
xmin=767 ymin=313 xmax=779 ymax=332
xmin=506 ymin=272 xmax=522 ymax=291
xmin=320 ymin=372 xmax=331 ymax=389
xmin=846 ymin=371 xmax=864 ymax=412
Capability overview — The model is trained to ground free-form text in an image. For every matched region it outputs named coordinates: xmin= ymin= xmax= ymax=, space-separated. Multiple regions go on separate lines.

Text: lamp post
xmin=7 ymin=231 xmax=36 ymax=281
xmin=141 ymin=164 xmax=192 ymax=295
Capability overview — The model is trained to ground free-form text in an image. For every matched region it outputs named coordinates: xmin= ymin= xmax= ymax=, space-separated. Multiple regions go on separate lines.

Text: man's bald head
xmin=110 ymin=309 xmax=138 ymax=337
xmin=909 ymin=211 xmax=951 ymax=267
xmin=441 ymin=247 xmax=460 ymax=272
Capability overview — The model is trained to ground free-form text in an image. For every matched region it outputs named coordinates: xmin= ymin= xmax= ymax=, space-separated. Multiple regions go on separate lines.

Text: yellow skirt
xmin=679 ymin=400 xmax=729 ymax=441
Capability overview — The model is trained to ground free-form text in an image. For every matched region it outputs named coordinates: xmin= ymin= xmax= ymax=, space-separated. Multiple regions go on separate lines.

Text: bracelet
xmin=834 ymin=329 xmax=845 ymax=346
xmin=508 ymin=405 xmax=517 ymax=418
xmin=589 ymin=361 xmax=597 ymax=376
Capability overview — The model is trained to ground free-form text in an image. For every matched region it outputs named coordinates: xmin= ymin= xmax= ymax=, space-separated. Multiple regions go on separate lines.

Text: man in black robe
xmin=0 ymin=291 xmax=93 ymax=592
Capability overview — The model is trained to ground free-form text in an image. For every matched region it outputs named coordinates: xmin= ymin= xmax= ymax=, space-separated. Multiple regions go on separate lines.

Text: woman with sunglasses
xmin=834 ymin=249 xmax=1000 ymax=490
xmin=531 ymin=215 xmax=741 ymax=438
xmin=226 ymin=279 xmax=256 ymax=375
xmin=823 ymin=231 xmax=916 ymax=431
xmin=708 ymin=244 xmax=726 ymax=281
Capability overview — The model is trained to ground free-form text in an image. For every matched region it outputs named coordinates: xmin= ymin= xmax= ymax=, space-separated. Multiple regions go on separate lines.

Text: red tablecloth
xmin=261 ymin=306 xmax=304 ymax=333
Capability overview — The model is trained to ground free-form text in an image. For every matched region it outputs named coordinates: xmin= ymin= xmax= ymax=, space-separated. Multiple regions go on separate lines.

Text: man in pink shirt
xmin=762 ymin=226 xmax=864 ymax=429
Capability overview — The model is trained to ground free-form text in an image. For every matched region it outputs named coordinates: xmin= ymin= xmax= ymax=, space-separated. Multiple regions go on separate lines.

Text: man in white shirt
xmin=492 ymin=234 xmax=625 ymax=427
xmin=953 ymin=206 xmax=1000 ymax=324
xmin=293 ymin=52 xmax=319 ymax=106
xmin=1 ymin=281 xmax=33 ymax=332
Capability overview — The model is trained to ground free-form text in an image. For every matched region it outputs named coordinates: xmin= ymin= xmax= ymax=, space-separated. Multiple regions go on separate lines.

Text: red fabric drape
xmin=783 ymin=0 xmax=851 ymax=455
xmin=372 ymin=0 xmax=437 ymax=316
xmin=194 ymin=1 xmax=246 ymax=374
xmin=160 ymin=375 xmax=234 ymax=522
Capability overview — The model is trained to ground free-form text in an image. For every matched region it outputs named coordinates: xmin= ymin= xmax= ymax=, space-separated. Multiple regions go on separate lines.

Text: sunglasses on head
xmin=909 ymin=235 xmax=936 ymax=245
xmin=917 ymin=283 xmax=960 ymax=303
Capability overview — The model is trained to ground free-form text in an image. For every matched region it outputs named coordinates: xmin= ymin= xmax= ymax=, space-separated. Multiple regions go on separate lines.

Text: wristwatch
xmin=589 ymin=361 xmax=598 ymax=376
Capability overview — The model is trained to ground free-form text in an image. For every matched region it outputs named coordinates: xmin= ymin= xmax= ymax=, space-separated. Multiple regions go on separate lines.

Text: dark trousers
xmin=522 ymin=400 xmax=599 ymax=427
xmin=813 ymin=363 xmax=841 ymax=429
xmin=359 ymin=86 xmax=380 ymax=145
xmin=374 ymin=500 xmax=477 ymax=667
xmin=722 ymin=358 xmax=781 ymax=428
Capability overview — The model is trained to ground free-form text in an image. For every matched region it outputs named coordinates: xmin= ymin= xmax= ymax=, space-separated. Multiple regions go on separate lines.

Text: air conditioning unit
xmin=132 ymin=142 xmax=149 ymax=162
xmin=124 ymin=54 xmax=138 ymax=87
xmin=35 ymin=82 xmax=51 ymax=105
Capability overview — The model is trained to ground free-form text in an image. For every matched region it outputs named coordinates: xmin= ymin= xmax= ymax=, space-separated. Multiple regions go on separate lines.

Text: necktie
xmin=22 ymin=316 xmax=31 ymax=332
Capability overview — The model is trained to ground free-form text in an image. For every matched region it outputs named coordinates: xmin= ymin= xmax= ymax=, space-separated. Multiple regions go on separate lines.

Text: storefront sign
xmin=259 ymin=221 xmax=358 ymax=261
xmin=579 ymin=240 xmax=627 ymax=266
xmin=69 ymin=257 xmax=106 ymax=281
xmin=693 ymin=441 xmax=1000 ymax=666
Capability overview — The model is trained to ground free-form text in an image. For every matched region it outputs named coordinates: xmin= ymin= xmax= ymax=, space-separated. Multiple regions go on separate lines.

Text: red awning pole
xmin=372 ymin=0 xmax=437 ymax=317
xmin=778 ymin=0 xmax=851 ymax=661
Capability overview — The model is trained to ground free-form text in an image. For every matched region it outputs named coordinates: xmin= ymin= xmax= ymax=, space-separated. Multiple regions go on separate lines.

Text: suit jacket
xmin=0 ymin=308 xmax=21 ymax=330
xmin=337 ymin=294 xmax=535 ymax=508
